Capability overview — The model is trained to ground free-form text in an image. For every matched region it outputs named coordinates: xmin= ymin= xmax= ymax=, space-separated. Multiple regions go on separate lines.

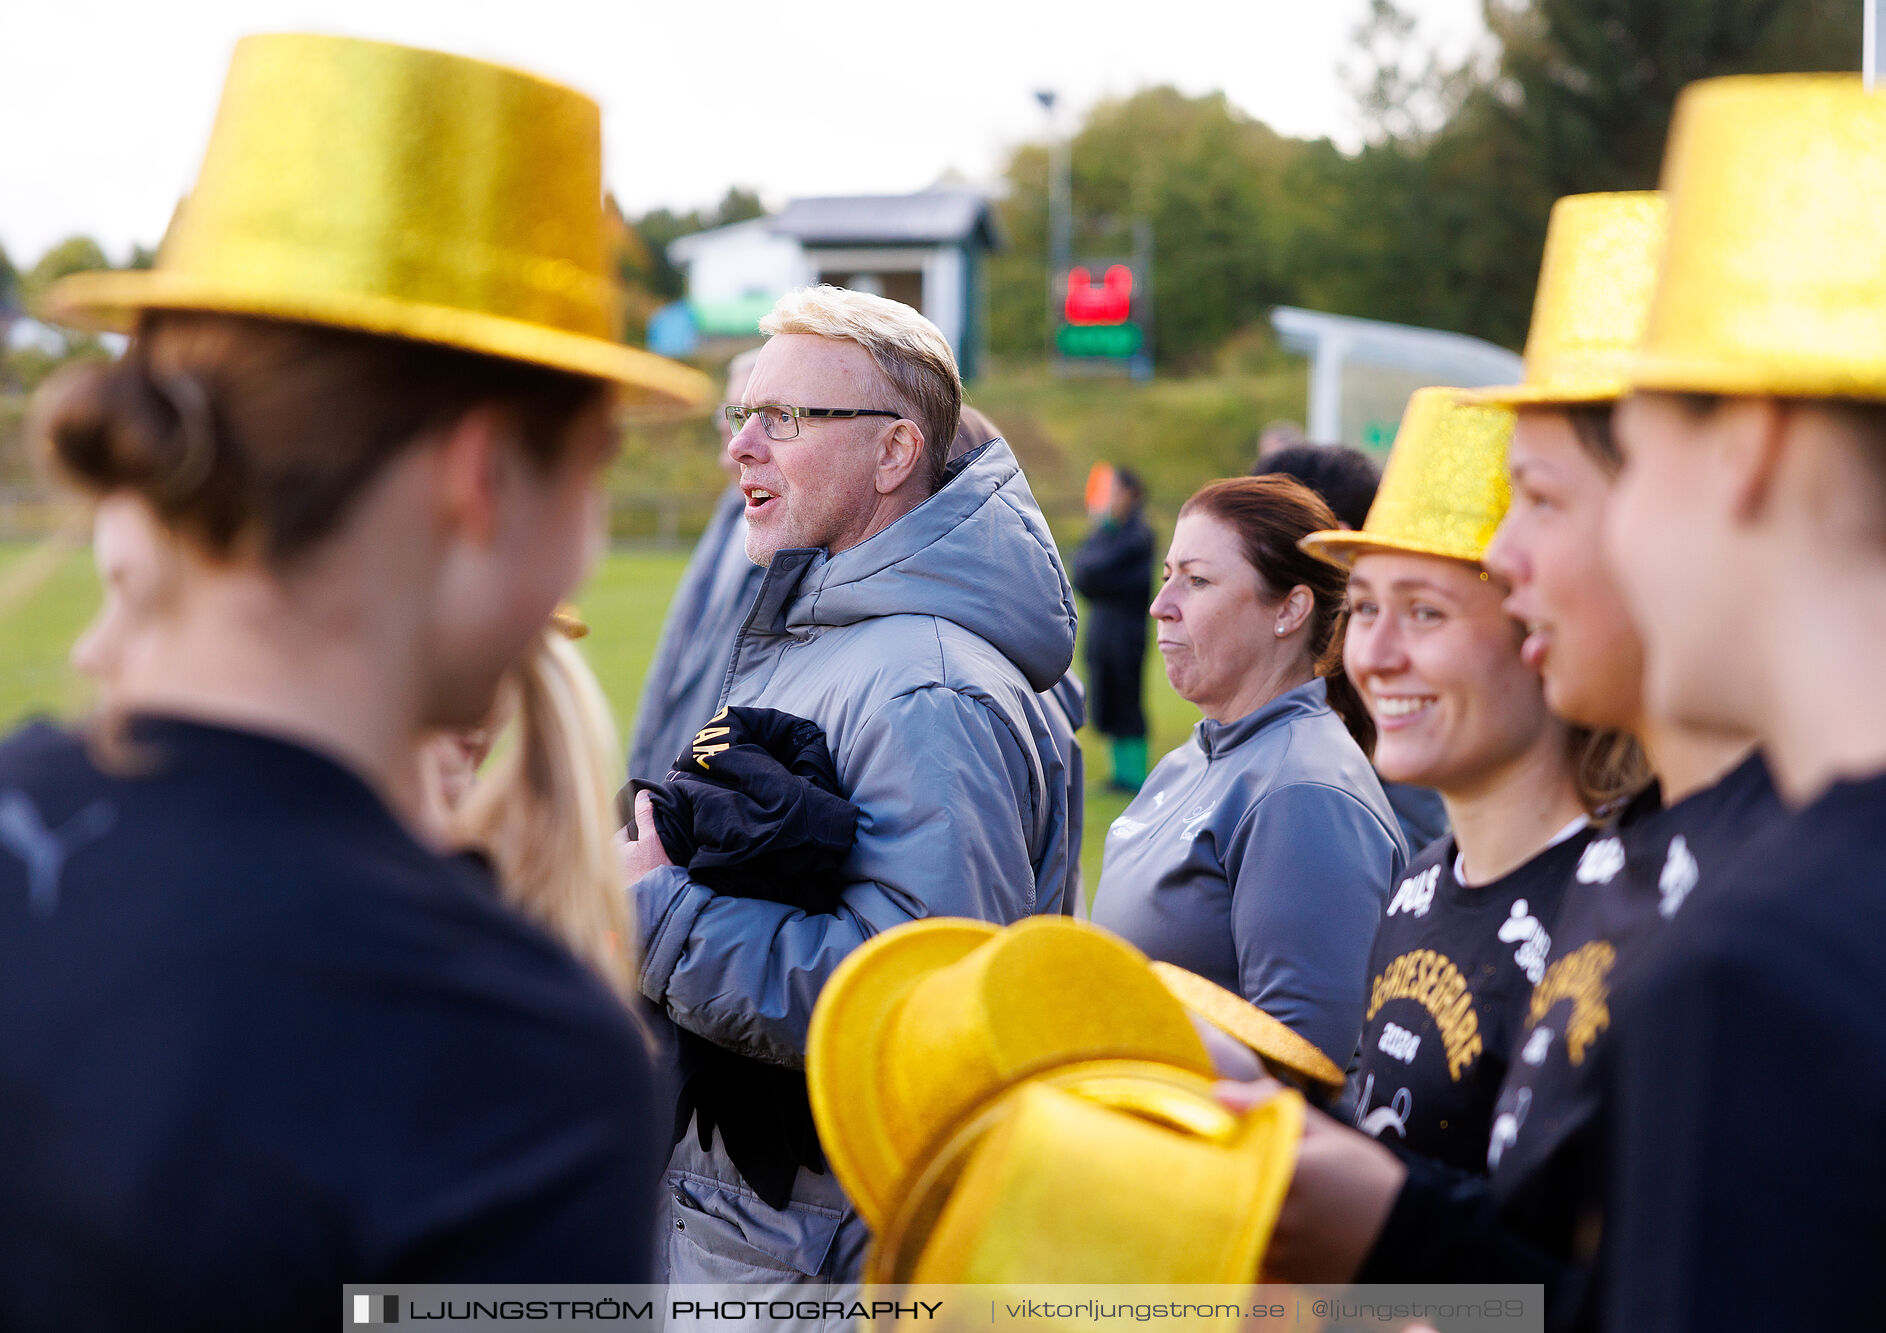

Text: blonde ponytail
xmin=455 ymin=631 xmax=635 ymax=998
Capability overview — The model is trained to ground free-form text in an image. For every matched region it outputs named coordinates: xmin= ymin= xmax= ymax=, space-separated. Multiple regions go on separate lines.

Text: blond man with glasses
xmin=620 ymin=286 xmax=1078 ymax=1289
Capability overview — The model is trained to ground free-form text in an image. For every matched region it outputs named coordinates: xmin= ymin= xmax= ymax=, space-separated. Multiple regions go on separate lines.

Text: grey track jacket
xmin=634 ymin=438 xmax=1077 ymax=1283
xmin=1090 ymin=677 xmax=1407 ymax=1065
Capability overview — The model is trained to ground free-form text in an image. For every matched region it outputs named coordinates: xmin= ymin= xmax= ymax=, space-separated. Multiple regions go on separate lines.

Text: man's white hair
xmin=760 ymin=285 xmax=962 ymax=493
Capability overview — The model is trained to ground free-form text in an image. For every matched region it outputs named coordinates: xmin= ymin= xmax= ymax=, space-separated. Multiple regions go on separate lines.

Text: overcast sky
xmin=2 ymin=0 xmax=1486 ymax=266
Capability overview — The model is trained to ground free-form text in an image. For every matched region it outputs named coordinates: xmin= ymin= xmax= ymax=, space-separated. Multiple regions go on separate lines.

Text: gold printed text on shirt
xmin=1367 ymin=949 xmax=1484 ymax=1081
xmin=1526 ymin=940 xmax=1616 ymax=1066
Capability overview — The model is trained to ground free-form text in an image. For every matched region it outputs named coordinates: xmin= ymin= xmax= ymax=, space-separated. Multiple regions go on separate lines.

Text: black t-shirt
xmin=0 ymin=718 xmax=664 ymax=1331
xmin=1350 ymin=822 xmax=1587 ymax=1171
xmin=1483 ymin=752 xmax=1781 ymax=1260
xmin=1359 ymin=751 xmax=1783 ymax=1331
xmin=1606 ymin=769 xmax=1886 ymax=1333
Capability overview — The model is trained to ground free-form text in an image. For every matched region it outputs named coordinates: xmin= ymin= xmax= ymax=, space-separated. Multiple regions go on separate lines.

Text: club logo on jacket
xmin=0 ymin=790 xmax=116 ymax=917
xmin=691 ymin=707 xmax=732 ymax=771
xmin=1179 ymin=805 xmax=1216 ymax=842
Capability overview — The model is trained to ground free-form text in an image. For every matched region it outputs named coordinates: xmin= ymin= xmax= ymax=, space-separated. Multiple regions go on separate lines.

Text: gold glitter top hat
xmin=866 ymin=1061 xmax=1302 ymax=1293
xmin=1471 ymin=192 xmax=1667 ymax=407
xmin=1300 ymin=388 xmax=1514 ymax=569
xmin=805 ymin=916 xmax=1217 ymax=1234
xmin=1148 ymin=961 xmax=1345 ymax=1089
xmin=1630 ymin=75 xmax=1886 ymax=400
xmin=44 ymin=34 xmax=710 ymax=405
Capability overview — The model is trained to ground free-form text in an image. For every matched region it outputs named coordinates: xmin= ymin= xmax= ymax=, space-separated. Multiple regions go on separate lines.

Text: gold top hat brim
xmin=1466 ymin=192 xmax=1668 ymax=409
xmin=1466 ymin=379 xmax=1628 ymax=408
xmin=809 ymin=917 xmax=1226 ymax=1233
xmin=1629 ymin=75 xmax=1886 ymax=400
xmin=46 ymin=269 xmax=711 ymax=405
xmin=43 ymin=33 xmax=711 ymax=407
xmin=869 ymin=1062 xmax=1303 ymax=1289
xmin=1301 ymin=388 xmax=1514 ymax=570
xmin=1298 ymin=526 xmax=1493 ymax=571
xmin=1149 ymin=962 xmax=1345 ymax=1089
xmin=808 ymin=918 xmax=1001 ymax=1233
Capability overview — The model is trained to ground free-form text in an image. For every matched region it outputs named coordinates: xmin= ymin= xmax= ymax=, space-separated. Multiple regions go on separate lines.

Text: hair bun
xmin=34 ymin=356 xmax=188 ymax=501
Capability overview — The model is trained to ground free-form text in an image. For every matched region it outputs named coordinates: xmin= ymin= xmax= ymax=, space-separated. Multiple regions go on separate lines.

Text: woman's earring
xmin=1274 ymin=626 xmax=1286 ymax=636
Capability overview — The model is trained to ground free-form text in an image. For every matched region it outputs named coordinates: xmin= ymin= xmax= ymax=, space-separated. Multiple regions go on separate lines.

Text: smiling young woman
xmin=1301 ymin=389 xmax=1608 ymax=1174
xmin=1223 ymin=191 xmax=1787 ymax=1328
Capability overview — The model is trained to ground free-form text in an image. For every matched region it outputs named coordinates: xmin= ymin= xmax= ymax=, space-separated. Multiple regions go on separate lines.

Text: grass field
xmin=0 ymin=539 xmax=1201 ymax=889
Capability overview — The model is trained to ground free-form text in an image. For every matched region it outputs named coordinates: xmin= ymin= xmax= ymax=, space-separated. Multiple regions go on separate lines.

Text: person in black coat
xmin=1071 ymin=468 xmax=1154 ymax=791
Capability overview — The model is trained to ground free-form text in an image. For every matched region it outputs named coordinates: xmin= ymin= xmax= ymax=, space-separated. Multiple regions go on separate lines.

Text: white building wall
xmin=921 ymin=246 xmax=966 ymax=357
xmin=670 ymin=221 xmax=812 ymax=304
xmin=670 ymin=223 xmax=976 ymax=366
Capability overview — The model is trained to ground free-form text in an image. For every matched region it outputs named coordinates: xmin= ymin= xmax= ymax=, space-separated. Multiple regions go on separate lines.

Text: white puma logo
xmin=0 ymin=790 xmax=116 ymax=917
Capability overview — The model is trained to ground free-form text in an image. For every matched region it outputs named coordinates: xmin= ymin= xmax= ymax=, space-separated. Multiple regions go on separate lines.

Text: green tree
xmin=989 ymin=86 xmax=1308 ymax=369
xmin=0 ymin=241 xmax=19 ymax=312
xmin=631 ymin=186 xmax=768 ymax=302
xmin=1324 ymin=0 xmax=1863 ymax=347
xmin=711 ymin=187 xmax=765 ymax=228
xmin=26 ymin=235 xmax=111 ymax=302
xmin=1487 ymin=0 xmax=1858 ymax=199
xmin=6 ymin=236 xmax=115 ymax=384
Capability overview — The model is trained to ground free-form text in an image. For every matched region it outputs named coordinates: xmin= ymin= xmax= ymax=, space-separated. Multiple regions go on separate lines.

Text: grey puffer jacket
xmin=635 ymin=438 xmax=1076 ymax=1283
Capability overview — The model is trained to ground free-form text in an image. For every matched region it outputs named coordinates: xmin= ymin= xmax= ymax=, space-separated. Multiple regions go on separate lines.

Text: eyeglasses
xmin=725 ymin=403 xmax=904 ymax=442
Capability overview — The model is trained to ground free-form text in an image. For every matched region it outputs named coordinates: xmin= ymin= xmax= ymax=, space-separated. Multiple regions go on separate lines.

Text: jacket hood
xmin=780 ymin=439 xmax=1077 ymax=691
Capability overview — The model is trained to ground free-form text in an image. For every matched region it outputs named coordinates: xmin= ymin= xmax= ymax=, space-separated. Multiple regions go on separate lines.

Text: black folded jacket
xmin=624 ymin=706 xmax=860 ymax=1211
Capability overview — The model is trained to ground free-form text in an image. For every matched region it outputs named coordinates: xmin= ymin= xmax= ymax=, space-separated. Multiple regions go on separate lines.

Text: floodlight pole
xmin=1037 ymin=89 xmax=1072 ymax=370
xmin=1869 ymin=0 xmax=1883 ymax=90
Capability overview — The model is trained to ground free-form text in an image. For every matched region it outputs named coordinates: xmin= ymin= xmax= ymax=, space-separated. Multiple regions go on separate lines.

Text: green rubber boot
xmin=1110 ymin=736 xmax=1149 ymax=792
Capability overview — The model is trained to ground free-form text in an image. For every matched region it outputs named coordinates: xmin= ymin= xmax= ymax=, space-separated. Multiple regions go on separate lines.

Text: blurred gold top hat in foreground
xmin=1471 ymin=192 xmax=1667 ymax=408
xmin=1149 ymin=961 xmax=1344 ymax=1089
xmin=1300 ymin=388 xmax=1514 ymax=569
xmin=1630 ymin=74 xmax=1886 ymax=401
xmin=806 ymin=917 xmax=1213 ymax=1233
xmin=44 ymin=33 xmax=709 ymax=405
xmin=867 ymin=1061 xmax=1302 ymax=1296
